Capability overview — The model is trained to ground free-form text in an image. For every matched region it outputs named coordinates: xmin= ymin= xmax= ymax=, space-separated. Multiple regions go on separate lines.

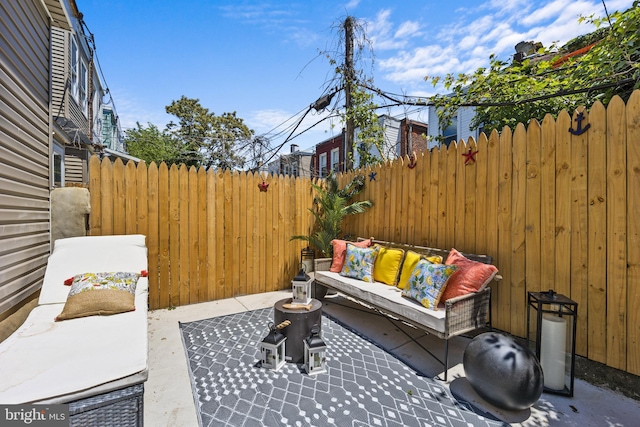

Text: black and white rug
xmin=179 ymin=307 xmax=501 ymax=427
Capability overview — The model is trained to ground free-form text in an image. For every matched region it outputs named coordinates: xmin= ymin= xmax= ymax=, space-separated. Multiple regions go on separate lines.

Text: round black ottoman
xmin=273 ymin=298 xmax=322 ymax=364
xmin=463 ymin=332 xmax=544 ymax=411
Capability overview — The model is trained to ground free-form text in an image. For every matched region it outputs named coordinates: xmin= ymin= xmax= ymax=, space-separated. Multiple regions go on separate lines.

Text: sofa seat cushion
xmin=0 ymin=290 xmax=148 ymax=404
xmin=315 ymin=271 xmax=449 ymax=334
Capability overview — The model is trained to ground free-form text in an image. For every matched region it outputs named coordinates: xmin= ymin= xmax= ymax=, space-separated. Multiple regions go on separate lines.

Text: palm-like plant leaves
xmin=291 ymin=172 xmax=372 ymax=257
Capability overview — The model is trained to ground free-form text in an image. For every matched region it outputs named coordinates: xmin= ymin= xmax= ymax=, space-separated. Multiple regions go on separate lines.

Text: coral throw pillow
xmin=330 ymin=239 xmax=372 ymax=272
xmin=440 ymin=248 xmax=498 ymax=302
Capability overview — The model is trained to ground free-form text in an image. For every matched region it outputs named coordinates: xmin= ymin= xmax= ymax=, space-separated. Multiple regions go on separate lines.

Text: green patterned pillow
xmin=340 ymin=243 xmax=380 ymax=282
xmin=401 ymin=260 xmax=458 ymax=310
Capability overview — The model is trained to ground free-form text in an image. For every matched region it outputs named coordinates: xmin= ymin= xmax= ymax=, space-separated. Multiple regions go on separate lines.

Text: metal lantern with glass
xmin=303 ymin=325 xmax=327 ymax=375
xmin=291 ymin=265 xmax=313 ymax=305
xmin=526 ymin=290 xmax=577 ymax=396
xmin=259 ymin=323 xmax=287 ymax=371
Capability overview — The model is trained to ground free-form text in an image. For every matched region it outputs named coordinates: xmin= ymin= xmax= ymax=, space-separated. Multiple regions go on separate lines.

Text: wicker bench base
xmin=69 ymin=383 xmax=143 ymax=427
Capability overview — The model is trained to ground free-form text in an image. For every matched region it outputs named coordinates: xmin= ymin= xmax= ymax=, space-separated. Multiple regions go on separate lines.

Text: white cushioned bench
xmin=314 ymin=239 xmax=499 ymax=381
xmin=0 ymin=235 xmax=149 ymax=426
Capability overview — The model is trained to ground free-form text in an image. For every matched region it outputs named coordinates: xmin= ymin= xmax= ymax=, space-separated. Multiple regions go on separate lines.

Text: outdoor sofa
xmin=0 ymin=234 xmax=149 ymax=426
xmin=314 ymin=238 xmax=500 ymax=381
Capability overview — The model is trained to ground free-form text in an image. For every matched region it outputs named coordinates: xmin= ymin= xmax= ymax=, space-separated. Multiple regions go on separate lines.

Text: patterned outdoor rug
xmin=179 ymin=307 xmax=501 ymax=427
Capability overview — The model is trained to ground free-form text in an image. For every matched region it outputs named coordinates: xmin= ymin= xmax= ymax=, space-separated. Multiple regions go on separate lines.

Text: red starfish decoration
xmin=258 ymin=181 xmax=269 ymax=192
xmin=407 ymin=153 xmax=417 ymax=169
xmin=462 ymin=148 xmax=478 ymax=165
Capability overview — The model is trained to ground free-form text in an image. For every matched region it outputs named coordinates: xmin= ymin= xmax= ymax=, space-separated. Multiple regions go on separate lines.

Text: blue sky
xmin=77 ymin=0 xmax=634 ymax=153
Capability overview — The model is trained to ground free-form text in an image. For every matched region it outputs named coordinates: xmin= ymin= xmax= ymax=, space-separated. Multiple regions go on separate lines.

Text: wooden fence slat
xmin=626 ymin=90 xmax=640 ymax=375
xmin=445 ymin=146 xmax=457 ymax=249
xmin=540 ymin=114 xmax=557 ymax=292
xmin=89 ymin=156 xmax=101 ymax=236
xmin=454 ymin=141 xmax=467 ymax=249
xmin=587 ymin=101 xmax=608 ymax=364
xmin=168 ymin=164 xmax=180 ymax=308
xmin=113 ymin=159 xmax=126 ymax=235
xmin=475 ymin=134 xmax=489 ymax=255
xmin=606 ymin=96 xmax=628 ymax=370
xmin=571 ymin=107 xmax=589 ymax=356
xmin=464 ymin=138 xmax=477 ymax=252
xmin=125 ymin=161 xmax=137 ymax=235
xmin=179 ymin=166 xmax=190 ymax=306
xmin=147 ymin=162 xmax=159 ymax=310
xmin=555 ymin=110 xmax=573 ymax=298
xmin=511 ymin=124 xmax=527 ymax=338
xmin=525 ymin=120 xmax=542 ymax=300
xmin=158 ymin=163 xmax=170 ymax=309
xmin=485 ymin=130 xmax=500 ymax=325
xmin=100 ymin=158 xmax=114 ymax=235
xmin=497 ymin=126 xmax=513 ymax=332
xmin=214 ymin=171 xmax=226 ymax=299
xmin=206 ymin=169 xmax=217 ymax=302
xmin=188 ymin=167 xmax=199 ymax=304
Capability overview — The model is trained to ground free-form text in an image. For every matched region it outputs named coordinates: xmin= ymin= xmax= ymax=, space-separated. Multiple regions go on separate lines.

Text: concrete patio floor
xmin=145 ymin=290 xmax=640 ymax=426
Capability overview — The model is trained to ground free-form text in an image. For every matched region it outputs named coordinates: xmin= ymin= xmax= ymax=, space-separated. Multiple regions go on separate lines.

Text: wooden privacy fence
xmin=90 ymin=91 xmax=639 ymax=376
xmin=88 ymin=158 xmax=315 ymax=311
xmin=339 ymin=92 xmax=640 ymax=375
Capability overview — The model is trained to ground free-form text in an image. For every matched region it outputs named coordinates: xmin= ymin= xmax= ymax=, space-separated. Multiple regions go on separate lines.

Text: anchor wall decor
xmin=569 ymin=112 xmax=590 ymax=135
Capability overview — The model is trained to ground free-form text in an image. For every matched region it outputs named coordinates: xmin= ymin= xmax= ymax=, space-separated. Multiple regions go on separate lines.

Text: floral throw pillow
xmin=401 ymin=260 xmax=458 ymax=310
xmin=55 ymin=272 xmax=140 ymax=321
xmin=340 ymin=244 xmax=379 ymax=282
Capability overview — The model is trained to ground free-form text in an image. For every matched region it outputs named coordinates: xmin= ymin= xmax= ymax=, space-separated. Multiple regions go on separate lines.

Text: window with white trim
xmin=331 ymin=148 xmax=340 ymax=172
xmin=79 ymin=60 xmax=88 ymax=116
xmin=319 ymin=153 xmax=327 ymax=178
xmin=71 ymin=39 xmax=78 ymax=101
xmin=53 ymin=144 xmax=65 ymax=188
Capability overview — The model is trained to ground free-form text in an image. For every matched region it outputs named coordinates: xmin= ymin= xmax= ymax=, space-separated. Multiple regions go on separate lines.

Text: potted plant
xmin=291 ymin=171 xmax=372 ymax=258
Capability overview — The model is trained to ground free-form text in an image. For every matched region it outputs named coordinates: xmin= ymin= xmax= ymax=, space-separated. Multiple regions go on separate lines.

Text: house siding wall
xmin=0 ymin=0 xmax=53 ymax=316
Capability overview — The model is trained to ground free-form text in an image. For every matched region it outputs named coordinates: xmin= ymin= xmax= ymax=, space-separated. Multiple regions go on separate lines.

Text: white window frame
xmin=79 ymin=59 xmax=88 ymax=116
xmin=52 ymin=144 xmax=65 ymax=188
xmin=319 ymin=153 xmax=327 ymax=178
xmin=331 ymin=148 xmax=340 ymax=172
xmin=71 ymin=39 xmax=78 ymax=101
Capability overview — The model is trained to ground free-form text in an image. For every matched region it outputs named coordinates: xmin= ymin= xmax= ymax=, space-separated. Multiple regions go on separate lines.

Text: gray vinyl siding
xmin=0 ymin=1 xmax=52 ymax=315
xmin=50 ymin=27 xmax=67 ymax=118
xmin=65 ymin=147 xmax=87 ymax=183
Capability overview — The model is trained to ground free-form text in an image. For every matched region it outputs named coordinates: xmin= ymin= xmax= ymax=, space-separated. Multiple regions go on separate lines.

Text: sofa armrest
xmin=444 ymin=287 xmax=491 ymax=338
xmin=314 ymin=258 xmax=332 ymax=272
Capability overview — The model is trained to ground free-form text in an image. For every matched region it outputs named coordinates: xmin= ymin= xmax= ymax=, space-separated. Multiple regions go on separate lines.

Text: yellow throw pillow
xmin=373 ymin=246 xmax=405 ymax=286
xmin=397 ymin=252 xmax=443 ymax=289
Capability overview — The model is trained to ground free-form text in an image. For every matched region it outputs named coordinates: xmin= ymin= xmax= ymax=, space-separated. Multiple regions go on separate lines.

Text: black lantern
xmin=301 ymin=247 xmax=315 ymax=274
xmin=259 ymin=323 xmax=286 ymax=371
xmin=526 ymin=290 xmax=578 ymax=396
xmin=303 ymin=325 xmax=327 ymax=375
xmin=292 ymin=266 xmax=312 ymax=305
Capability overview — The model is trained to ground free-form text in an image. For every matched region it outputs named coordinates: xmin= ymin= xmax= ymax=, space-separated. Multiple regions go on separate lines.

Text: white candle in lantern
xmin=541 ymin=314 xmax=566 ymax=390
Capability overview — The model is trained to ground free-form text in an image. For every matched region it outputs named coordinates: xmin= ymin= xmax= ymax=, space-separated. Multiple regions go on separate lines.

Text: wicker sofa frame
xmin=313 ymin=239 xmax=499 ymax=381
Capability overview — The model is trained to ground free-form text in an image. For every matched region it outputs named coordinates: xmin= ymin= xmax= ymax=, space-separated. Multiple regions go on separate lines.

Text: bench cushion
xmin=39 ymin=235 xmax=148 ymax=305
xmin=0 ymin=291 xmax=148 ymax=403
xmin=315 ymin=271 xmax=449 ymax=333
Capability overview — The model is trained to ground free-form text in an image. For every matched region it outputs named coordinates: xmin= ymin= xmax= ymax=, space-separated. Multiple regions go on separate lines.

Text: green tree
xmin=291 ymin=172 xmax=372 ymax=257
xmin=125 ymin=122 xmax=182 ymax=166
xmin=426 ymin=2 xmax=639 ymax=136
xmin=165 ymin=96 xmax=254 ymax=169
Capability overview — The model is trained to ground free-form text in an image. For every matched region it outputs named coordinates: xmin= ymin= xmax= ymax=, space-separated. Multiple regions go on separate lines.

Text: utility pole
xmin=344 ymin=16 xmax=354 ymax=172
